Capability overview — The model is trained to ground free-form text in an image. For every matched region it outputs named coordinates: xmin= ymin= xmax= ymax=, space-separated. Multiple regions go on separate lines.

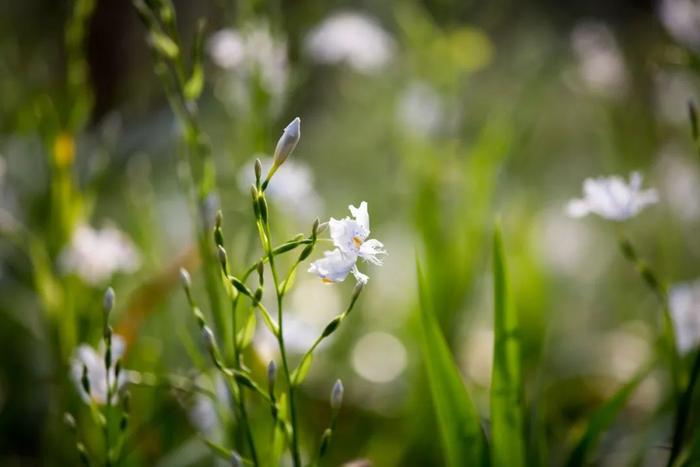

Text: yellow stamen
xmin=322 ymin=278 xmax=333 ymax=284
xmin=352 ymin=236 xmax=362 ymax=247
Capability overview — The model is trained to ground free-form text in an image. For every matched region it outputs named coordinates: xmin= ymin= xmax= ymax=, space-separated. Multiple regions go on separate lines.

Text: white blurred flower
xmin=309 ymin=202 xmax=386 ymax=284
xmin=237 ymin=156 xmax=322 ymax=221
xmin=669 ymin=280 xmax=700 ymax=354
xmin=570 ymin=21 xmax=627 ymax=97
xmin=254 ymin=313 xmax=321 ymax=358
xmin=659 ymin=0 xmax=700 ymax=52
xmin=657 ymin=148 xmax=700 ymax=221
xmin=396 ymin=81 xmax=444 ymax=137
xmin=188 ymin=373 xmax=229 ymax=436
xmin=208 ymin=23 xmax=288 ymax=103
xmin=60 ymin=224 xmax=141 ymax=285
xmin=304 ymin=11 xmax=395 ymax=73
xmin=70 ymin=335 xmax=128 ymax=405
xmin=567 ymin=172 xmax=659 ymax=221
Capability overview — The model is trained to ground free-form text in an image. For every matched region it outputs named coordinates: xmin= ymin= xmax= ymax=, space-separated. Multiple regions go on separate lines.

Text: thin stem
xmin=265 ymin=229 xmax=302 ymax=467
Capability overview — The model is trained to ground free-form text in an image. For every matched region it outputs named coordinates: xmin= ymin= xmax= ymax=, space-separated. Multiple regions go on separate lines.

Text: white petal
xmin=358 ymin=238 xmax=387 ymax=265
xmin=308 ymin=249 xmax=356 ymax=283
xmin=349 ymin=201 xmax=370 ymax=233
xmin=351 ymin=265 xmax=369 ymax=284
xmin=566 ymin=199 xmax=590 ymax=218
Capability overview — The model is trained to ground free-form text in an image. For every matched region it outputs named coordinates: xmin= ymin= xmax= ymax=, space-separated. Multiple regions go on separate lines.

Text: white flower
xmin=397 ymin=81 xmax=444 ymax=137
xmin=669 ymin=280 xmax=700 ymax=354
xmin=304 ymin=11 xmax=395 ymax=73
xmin=307 ymin=248 xmax=368 ymax=284
xmin=60 ymin=223 xmax=141 ymax=285
xmin=309 ymin=201 xmax=385 ymax=284
xmin=659 ymin=0 xmax=700 ymax=52
xmin=237 ymin=156 xmax=323 ymax=221
xmin=570 ymin=21 xmax=627 ymax=97
xmin=329 ymin=202 xmax=386 ymax=265
xmin=566 ymin=172 xmax=659 ymax=221
xmin=208 ymin=23 xmax=288 ymax=99
xmin=70 ymin=335 xmax=128 ymax=405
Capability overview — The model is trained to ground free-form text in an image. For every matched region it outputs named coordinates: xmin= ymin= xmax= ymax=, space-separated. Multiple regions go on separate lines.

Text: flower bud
xmin=255 ymin=159 xmax=262 ymax=186
xmin=230 ymin=277 xmax=252 ymax=297
xmin=322 ymin=316 xmax=342 ymax=338
xmin=201 ymin=325 xmax=219 ymax=365
xmin=217 ymin=245 xmax=229 ymax=272
xmin=319 ymin=428 xmax=332 ymax=458
xmin=267 ymin=360 xmax=277 ymax=397
xmin=331 ymin=379 xmax=343 ymax=411
xmin=257 ymin=262 xmax=265 ymax=285
xmin=179 ymin=268 xmax=192 ymax=290
xmin=272 ymin=117 xmax=300 ymax=170
xmin=250 ymin=185 xmax=261 ymax=219
xmin=103 ymin=287 xmax=115 ymax=317
xmin=230 ymin=451 xmax=242 ymax=467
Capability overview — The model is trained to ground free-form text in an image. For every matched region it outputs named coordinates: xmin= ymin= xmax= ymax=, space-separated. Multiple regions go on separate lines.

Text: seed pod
xmin=217 ymin=245 xmax=229 ymax=272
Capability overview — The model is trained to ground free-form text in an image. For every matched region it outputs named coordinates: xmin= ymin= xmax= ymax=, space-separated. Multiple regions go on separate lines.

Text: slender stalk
xmin=265 ymin=227 xmax=302 ymax=467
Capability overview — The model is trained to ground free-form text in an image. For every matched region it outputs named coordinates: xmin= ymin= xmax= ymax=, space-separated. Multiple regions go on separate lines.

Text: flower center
xmin=352 ymin=236 xmax=363 ymax=248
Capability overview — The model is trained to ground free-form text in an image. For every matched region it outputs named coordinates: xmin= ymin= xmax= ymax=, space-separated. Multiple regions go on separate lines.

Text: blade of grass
xmin=416 ymin=258 xmax=487 ymax=467
xmin=564 ymin=360 xmax=654 ymax=467
xmin=490 ymin=224 xmax=526 ymax=467
xmin=668 ymin=348 xmax=700 ymax=466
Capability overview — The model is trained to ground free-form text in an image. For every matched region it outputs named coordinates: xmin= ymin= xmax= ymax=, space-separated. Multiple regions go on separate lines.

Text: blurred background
xmin=1 ymin=0 xmax=700 ymax=465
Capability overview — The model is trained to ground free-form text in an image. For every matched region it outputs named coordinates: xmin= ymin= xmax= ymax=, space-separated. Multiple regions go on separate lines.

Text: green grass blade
xmin=564 ymin=361 xmax=654 ymax=467
xmin=416 ymin=258 xmax=486 ymax=467
xmin=490 ymin=224 xmax=526 ymax=467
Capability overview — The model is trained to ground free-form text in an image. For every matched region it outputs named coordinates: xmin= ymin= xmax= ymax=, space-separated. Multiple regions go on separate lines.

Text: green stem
xmin=266 ymin=231 xmax=302 ymax=467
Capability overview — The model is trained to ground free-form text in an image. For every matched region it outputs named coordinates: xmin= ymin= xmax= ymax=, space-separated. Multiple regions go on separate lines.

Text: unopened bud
xmin=251 ymin=185 xmax=261 ymax=219
xmin=202 ymin=325 xmax=218 ymax=363
xmin=316 ymin=222 xmax=329 ymax=235
xmin=322 ymin=316 xmax=342 ymax=338
xmin=217 ymin=245 xmax=228 ymax=272
xmin=230 ymin=450 xmax=243 ymax=467
xmin=267 ymin=360 xmax=277 ymax=396
xmin=215 ymin=210 xmax=223 ymax=229
xmin=331 ymin=379 xmax=344 ymax=411
xmin=257 ymin=262 xmax=264 ymax=285
xmin=103 ymin=287 xmax=115 ymax=316
xmin=230 ymin=277 xmax=252 ymax=297
xmin=179 ymin=268 xmax=192 ymax=290
xmin=272 ymin=117 xmax=300 ymax=170
xmin=255 ymin=159 xmax=262 ymax=186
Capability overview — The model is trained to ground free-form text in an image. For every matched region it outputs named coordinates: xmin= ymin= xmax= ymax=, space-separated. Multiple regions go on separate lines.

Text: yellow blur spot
xmin=53 ymin=132 xmax=75 ymax=168
xmin=322 ymin=278 xmax=334 ymax=284
xmin=352 ymin=236 xmax=363 ymax=248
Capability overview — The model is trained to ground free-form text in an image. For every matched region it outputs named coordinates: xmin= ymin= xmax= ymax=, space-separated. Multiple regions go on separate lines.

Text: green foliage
xmin=490 ymin=224 xmax=526 ymax=467
xmin=416 ymin=259 xmax=487 ymax=467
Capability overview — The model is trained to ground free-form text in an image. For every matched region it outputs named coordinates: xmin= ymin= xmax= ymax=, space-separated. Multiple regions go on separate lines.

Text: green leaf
xmin=291 ymin=352 xmax=313 ymax=386
xmin=184 ymin=18 xmax=205 ymax=101
xmin=490 ymin=224 xmax=526 ymax=467
xmin=564 ymin=361 xmax=653 ymax=467
xmin=148 ymin=31 xmax=179 ymax=60
xmin=416 ymin=258 xmax=486 ymax=467
xmin=236 ymin=310 xmax=256 ymax=349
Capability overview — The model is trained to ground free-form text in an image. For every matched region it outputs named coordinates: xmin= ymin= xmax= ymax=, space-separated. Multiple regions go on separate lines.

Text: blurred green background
xmin=1 ymin=0 xmax=700 ymax=465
